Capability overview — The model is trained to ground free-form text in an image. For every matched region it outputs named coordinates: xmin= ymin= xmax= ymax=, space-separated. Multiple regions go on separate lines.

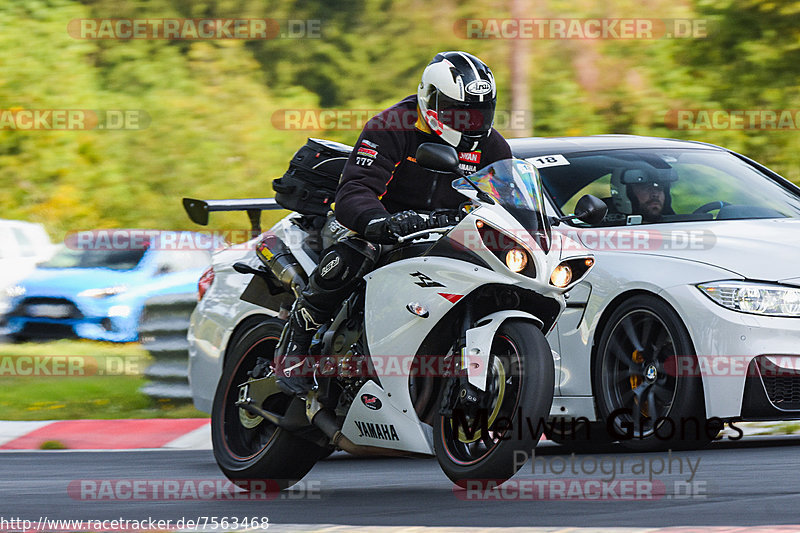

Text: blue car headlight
xmin=5 ymin=285 xmax=25 ymax=298
xmin=698 ymin=281 xmax=800 ymax=317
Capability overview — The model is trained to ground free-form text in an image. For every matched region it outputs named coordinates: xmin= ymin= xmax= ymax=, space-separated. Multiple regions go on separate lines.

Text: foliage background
xmin=1 ymin=0 xmax=798 ymax=239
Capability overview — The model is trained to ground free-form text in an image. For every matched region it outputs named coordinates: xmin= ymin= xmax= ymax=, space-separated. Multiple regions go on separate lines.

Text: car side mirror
xmin=415 ymin=143 xmax=460 ymax=173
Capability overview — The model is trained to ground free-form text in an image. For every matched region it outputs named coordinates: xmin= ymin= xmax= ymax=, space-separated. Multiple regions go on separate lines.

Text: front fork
xmin=440 ymin=307 xmax=486 ymax=418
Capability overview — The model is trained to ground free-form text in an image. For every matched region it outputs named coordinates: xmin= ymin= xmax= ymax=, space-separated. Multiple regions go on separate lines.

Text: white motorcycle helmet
xmin=417 ymin=51 xmax=497 ymax=152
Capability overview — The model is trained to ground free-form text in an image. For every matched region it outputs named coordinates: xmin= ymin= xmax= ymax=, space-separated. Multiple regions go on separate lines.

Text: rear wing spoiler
xmin=182 ymin=197 xmax=285 ymax=238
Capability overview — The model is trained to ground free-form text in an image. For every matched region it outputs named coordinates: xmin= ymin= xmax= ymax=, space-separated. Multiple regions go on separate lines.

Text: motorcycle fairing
xmin=340 ymin=380 xmax=435 ymax=454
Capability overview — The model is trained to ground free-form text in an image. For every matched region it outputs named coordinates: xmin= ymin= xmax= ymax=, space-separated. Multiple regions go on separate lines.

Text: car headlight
xmin=5 ymin=285 xmax=25 ymax=298
xmin=78 ymin=285 xmax=127 ymax=298
xmin=698 ymin=281 xmax=800 ymax=317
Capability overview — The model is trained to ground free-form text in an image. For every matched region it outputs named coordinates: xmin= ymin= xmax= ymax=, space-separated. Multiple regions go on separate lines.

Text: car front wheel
xmin=593 ymin=295 xmax=719 ymax=451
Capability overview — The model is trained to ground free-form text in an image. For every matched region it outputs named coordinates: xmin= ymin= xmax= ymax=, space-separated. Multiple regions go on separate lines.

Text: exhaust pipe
xmin=255 ymin=234 xmax=307 ymax=297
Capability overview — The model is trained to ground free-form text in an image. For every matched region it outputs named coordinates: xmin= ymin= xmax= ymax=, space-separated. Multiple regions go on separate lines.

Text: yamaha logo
xmin=465 ymin=80 xmax=492 ymax=96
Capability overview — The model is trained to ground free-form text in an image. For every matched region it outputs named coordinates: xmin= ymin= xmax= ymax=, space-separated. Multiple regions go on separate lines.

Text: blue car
xmin=2 ymin=232 xmax=211 ymax=342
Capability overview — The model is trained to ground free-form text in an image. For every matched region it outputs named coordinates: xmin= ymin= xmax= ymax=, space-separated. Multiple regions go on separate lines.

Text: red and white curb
xmin=0 ymin=418 xmax=211 ymax=450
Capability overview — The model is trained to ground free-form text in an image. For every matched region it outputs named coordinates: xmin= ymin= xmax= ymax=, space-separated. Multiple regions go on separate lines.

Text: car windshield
xmin=452 ymin=158 xmax=551 ymax=250
xmin=533 ymin=148 xmax=800 ymax=226
xmin=39 ymin=246 xmax=146 ymax=270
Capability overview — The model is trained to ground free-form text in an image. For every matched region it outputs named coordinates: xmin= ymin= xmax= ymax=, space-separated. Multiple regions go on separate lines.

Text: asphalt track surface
xmin=3 ymin=437 xmax=800 ymax=529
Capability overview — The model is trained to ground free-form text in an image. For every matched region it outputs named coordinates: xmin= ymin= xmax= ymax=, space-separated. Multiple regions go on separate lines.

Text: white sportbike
xmin=211 ymin=143 xmax=607 ymax=488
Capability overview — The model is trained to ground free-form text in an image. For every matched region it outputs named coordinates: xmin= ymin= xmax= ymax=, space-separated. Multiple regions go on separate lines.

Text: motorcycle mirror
xmin=416 ymin=143 xmax=461 ymax=173
xmin=551 ymin=194 xmax=608 ymax=226
xmin=573 ymin=194 xmax=608 ymax=225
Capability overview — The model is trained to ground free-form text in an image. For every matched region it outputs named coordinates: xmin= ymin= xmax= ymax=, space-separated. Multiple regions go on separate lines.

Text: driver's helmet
xmin=610 ymin=167 xmax=677 ymax=215
xmin=417 ymin=51 xmax=496 ymax=152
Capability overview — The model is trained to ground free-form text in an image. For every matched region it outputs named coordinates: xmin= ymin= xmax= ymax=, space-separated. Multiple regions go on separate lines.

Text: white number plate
xmin=527 ymin=154 xmax=570 ymax=168
xmin=26 ymin=304 xmax=72 ymax=318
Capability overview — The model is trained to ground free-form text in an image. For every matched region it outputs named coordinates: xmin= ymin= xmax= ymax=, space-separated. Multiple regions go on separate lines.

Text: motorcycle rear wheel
xmin=211 ymin=318 xmax=329 ymax=491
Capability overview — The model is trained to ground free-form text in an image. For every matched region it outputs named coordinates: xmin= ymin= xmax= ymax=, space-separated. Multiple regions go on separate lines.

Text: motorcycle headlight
xmin=78 ymin=285 xmax=127 ymax=298
xmin=477 ymin=221 xmax=535 ymax=277
xmin=550 ymin=257 xmax=594 ymax=289
xmin=504 ymin=248 xmax=528 ymax=273
xmin=698 ymin=281 xmax=800 ymax=317
xmin=550 ymin=264 xmax=573 ymax=288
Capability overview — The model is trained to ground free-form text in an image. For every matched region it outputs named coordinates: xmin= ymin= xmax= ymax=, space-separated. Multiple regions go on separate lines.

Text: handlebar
xmin=396 ymin=225 xmax=453 ymax=244
xmin=391 ymin=208 xmax=463 ymax=244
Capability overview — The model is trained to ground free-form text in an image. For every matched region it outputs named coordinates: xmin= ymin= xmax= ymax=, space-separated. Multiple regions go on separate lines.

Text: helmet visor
xmin=435 ymin=93 xmax=495 ymax=135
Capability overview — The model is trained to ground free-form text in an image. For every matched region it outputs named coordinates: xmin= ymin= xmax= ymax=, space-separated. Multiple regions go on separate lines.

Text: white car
xmin=0 ymin=220 xmax=54 ymax=315
xmin=186 ymin=135 xmax=800 ymax=451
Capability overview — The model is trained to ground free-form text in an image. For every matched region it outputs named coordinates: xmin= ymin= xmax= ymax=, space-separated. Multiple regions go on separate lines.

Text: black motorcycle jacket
xmin=334 ymin=95 xmax=512 ymax=234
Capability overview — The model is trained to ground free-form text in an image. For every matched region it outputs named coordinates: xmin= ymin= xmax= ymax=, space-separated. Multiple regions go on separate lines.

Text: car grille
xmin=13 ymin=297 xmax=83 ymax=320
xmin=749 ymin=355 xmax=800 ymax=410
xmin=762 ymin=373 xmax=800 ymax=410
xmin=17 ymin=322 xmax=78 ymax=340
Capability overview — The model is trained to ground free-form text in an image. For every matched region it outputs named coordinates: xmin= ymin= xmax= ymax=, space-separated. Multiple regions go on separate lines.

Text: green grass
xmin=0 ymin=340 xmax=208 ymax=420
xmin=39 ymin=440 xmax=67 ymax=450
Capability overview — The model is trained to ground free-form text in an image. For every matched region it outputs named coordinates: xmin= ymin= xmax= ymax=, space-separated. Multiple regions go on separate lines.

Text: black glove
xmin=363 ymin=210 xmax=427 ymax=244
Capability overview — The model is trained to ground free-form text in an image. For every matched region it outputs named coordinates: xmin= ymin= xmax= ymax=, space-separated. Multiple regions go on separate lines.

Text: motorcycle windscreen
xmin=452 ymin=159 xmax=552 ymax=252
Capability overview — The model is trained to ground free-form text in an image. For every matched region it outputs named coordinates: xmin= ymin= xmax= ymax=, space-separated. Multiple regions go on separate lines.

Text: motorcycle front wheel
xmin=434 ymin=319 xmax=554 ymax=488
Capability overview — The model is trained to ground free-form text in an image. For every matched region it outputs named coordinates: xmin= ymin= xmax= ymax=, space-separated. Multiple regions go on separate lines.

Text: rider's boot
xmin=275 ymin=297 xmax=328 ymax=397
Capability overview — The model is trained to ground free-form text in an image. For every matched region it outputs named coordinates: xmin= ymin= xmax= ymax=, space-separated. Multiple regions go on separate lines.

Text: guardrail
xmin=138 ymin=292 xmax=197 ymax=401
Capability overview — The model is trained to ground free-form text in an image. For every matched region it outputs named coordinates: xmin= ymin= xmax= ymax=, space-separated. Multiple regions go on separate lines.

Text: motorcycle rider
xmin=276 ymin=51 xmax=513 ymax=396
